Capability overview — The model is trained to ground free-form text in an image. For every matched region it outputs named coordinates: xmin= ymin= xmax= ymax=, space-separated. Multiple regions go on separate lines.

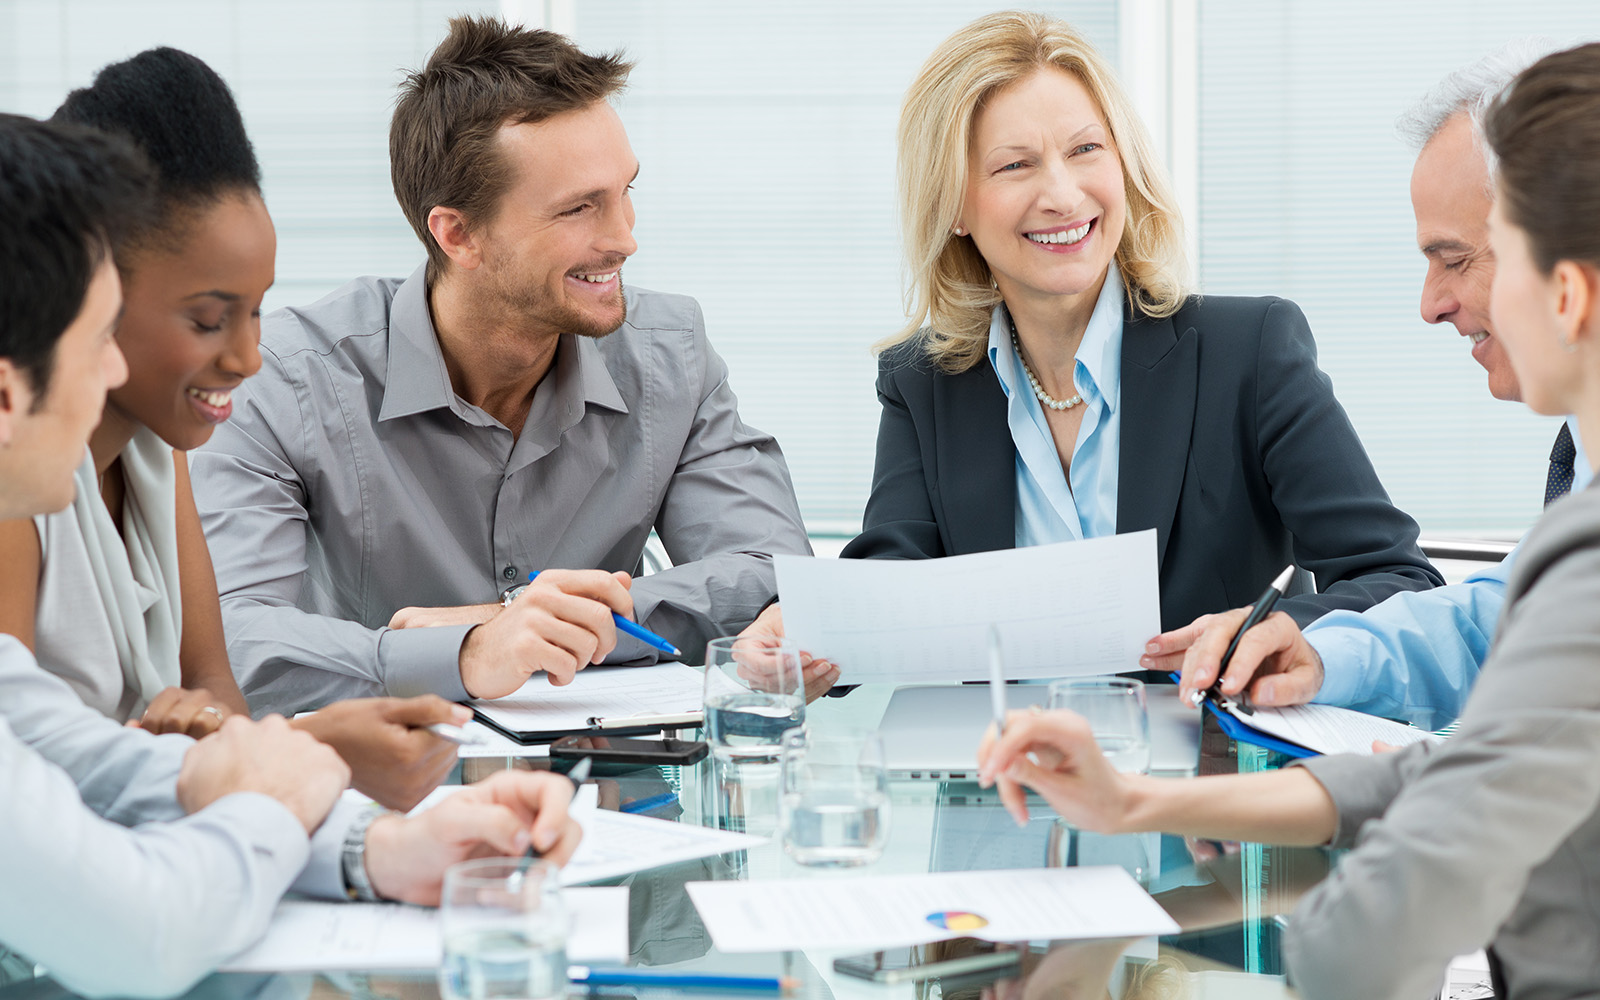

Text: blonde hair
xmin=883 ymin=10 xmax=1191 ymax=373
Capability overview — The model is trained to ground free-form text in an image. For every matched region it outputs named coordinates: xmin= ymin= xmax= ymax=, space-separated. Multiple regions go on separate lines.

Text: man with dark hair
xmin=193 ymin=17 xmax=817 ymax=711
xmin=0 ymin=113 xmax=581 ymax=999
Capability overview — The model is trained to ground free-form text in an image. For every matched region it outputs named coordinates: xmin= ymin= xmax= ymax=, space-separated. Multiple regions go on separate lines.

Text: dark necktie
xmin=1545 ymin=422 xmax=1577 ymax=506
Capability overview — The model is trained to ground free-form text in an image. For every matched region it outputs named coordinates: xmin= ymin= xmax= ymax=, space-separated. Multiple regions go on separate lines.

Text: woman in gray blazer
xmin=979 ymin=42 xmax=1600 ymax=1000
xmin=750 ymin=12 xmax=1439 ymax=656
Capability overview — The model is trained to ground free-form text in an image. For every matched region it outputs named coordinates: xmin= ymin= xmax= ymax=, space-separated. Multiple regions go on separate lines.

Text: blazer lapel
xmin=935 ymin=364 xmax=1016 ymax=554
xmin=1117 ymin=310 xmax=1198 ymax=567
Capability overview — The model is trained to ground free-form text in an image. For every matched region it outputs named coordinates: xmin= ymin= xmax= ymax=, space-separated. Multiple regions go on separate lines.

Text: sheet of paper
xmin=221 ymin=887 xmax=629 ymax=972
xmin=685 ymin=867 xmax=1178 ymax=953
xmin=1442 ymin=950 xmax=1493 ymax=1000
xmin=1229 ymin=702 xmax=1442 ymax=756
xmin=455 ymin=719 xmax=554 ymax=758
xmin=561 ymin=805 xmax=765 ymax=886
xmin=471 ymin=663 xmax=704 ymax=736
xmin=774 ymin=533 xmax=1161 ymax=682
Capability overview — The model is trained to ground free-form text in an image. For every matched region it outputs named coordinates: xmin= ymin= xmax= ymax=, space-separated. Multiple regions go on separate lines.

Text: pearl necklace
xmin=1010 ymin=324 xmax=1083 ymax=411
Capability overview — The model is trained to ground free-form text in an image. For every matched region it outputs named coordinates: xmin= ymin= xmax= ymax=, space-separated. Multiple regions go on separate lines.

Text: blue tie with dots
xmin=1546 ymin=423 xmax=1577 ymax=507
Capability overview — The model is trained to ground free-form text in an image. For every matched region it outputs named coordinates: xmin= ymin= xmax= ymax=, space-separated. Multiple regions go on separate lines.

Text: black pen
xmin=1190 ymin=564 xmax=1295 ymax=716
xmin=524 ymin=756 xmax=592 ymax=861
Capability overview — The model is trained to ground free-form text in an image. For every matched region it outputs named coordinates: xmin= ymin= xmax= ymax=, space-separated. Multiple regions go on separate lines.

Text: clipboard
xmin=1167 ymin=672 xmax=1316 ymax=758
xmin=467 ymin=711 xmax=681 ymax=746
xmin=1200 ymin=699 xmax=1315 ymax=758
xmin=466 ymin=663 xmax=707 ymax=745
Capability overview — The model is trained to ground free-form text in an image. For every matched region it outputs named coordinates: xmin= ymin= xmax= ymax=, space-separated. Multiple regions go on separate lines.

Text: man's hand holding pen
xmin=458 ymin=570 xmax=634 ymax=699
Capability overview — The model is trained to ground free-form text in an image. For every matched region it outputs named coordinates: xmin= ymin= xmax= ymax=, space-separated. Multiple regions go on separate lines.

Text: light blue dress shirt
xmin=1307 ymin=416 xmax=1590 ymax=730
xmin=988 ymin=270 xmax=1125 ymax=547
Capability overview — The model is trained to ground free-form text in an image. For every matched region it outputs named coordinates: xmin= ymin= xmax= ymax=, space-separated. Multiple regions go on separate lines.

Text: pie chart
xmin=925 ymin=911 xmax=989 ymax=931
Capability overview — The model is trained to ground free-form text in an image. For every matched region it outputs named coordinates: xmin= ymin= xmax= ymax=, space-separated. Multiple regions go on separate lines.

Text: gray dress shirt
xmin=192 ymin=265 xmax=810 ymax=714
xmin=0 ymin=635 xmax=357 ymax=997
xmin=1286 ymin=482 xmax=1600 ymax=1000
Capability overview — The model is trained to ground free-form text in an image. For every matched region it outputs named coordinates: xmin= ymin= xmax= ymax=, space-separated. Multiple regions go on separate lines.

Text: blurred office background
xmin=2 ymin=0 xmax=1597 ymax=543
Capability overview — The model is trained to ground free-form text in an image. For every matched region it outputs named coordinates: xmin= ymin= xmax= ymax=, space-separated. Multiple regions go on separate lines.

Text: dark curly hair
xmin=53 ymin=46 xmax=260 ymax=256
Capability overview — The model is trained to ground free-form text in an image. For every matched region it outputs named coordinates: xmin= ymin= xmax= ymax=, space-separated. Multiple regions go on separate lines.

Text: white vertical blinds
xmin=1197 ymin=1 xmax=1600 ymax=537
xmin=0 ymin=0 xmax=494 ymax=315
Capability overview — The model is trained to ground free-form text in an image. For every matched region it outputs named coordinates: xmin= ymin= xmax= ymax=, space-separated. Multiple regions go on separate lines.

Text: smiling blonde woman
xmin=745 ymin=11 xmax=1442 ymax=664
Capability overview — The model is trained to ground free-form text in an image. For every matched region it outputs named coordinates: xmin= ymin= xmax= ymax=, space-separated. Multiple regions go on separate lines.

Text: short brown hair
xmin=390 ymin=16 xmax=633 ymax=284
xmin=1487 ymin=42 xmax=1600 ymax=274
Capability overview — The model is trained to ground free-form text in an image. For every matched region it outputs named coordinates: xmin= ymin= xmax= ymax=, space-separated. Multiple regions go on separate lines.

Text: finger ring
xmin=199 ymin=706 xmax=225 ymax=723
xmin=1028 ymin=704 xmax=1044 ymax=715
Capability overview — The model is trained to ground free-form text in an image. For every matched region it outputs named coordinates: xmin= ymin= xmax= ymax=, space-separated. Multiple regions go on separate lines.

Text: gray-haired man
xmin=1149 ymin=40 xmax=1588 ymax=728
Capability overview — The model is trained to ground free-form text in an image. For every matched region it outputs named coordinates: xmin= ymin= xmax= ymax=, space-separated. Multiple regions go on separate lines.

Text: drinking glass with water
xmin=703 ymin=636 xmax=806 ymax=761
xmin=1047 ymin=678 xmax=1152 ymax=774
xmin=779 ymin=727 xmax=891 ymax=867
xmin=439 ymin=858 xmax=568 ymax=1000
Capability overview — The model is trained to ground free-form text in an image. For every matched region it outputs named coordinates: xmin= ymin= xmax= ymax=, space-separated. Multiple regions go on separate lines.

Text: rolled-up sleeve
xmin=1306 ymin=556 xmax=1510 ymax=729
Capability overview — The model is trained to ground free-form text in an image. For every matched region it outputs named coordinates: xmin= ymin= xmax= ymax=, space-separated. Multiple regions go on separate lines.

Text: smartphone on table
xmin=549 ymin=734 xmax=708 ymax=766
xmin=833 ymin=940 xmax=1021 ymax=984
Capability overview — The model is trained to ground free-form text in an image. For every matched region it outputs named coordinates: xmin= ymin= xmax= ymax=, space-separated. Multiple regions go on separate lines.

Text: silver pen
xmin=586 ymin=710 xmax=703 ymax=730
xmin=427 ymin=722 xmax=488 ymax=746
xmin=987 ymin=624 xmax=1008 ymax=737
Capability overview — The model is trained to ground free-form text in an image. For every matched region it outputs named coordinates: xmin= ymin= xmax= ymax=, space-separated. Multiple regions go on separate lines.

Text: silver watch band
xmin=340 ymin=804 xmax=387 ymax=902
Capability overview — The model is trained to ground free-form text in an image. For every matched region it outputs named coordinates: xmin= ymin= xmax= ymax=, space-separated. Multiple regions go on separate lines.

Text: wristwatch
xmin=502 ymin=583 xmax=529 ymax=607
xmin=340 ymin=803 xmax=387 ymax=902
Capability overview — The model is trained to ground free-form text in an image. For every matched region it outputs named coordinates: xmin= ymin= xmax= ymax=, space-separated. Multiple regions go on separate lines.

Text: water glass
xmin=703 ymin=635 xmax=805 ymax=761
xmin=439 ymin=858 xmax=568 ymax=1000
xmin=778 ymin=727 xmax=891 ymax=867
xmin=1048 ymin=678 xmax=1151 ymax=774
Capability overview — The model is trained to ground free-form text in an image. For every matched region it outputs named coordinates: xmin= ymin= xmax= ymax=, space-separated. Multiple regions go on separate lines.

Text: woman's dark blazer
xmin=840 ymin=295 xmax=1444 ymax=633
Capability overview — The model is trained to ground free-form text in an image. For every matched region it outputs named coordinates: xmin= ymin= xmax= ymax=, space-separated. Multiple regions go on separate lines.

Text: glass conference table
xmin=5 ymin=684 xmax=1342 ymax=1000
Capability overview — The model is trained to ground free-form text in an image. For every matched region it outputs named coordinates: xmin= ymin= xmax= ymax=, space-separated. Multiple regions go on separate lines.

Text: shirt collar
xmin=380 ymin=263 xmax=629 ymax=425
xmin=987 ymin=268 xmax=1125 ymax=411
xmin=379 ymin=264 xmax=456 ymax=422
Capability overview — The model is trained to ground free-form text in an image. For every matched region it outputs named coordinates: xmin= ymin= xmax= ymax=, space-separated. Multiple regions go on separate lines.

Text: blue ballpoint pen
xmin=567 ymin=965 xmax=798 ymax=994
xmin=526 ymin=571 xmax=682 ymax=657
xmin=618 ymin=791 xmax=679 ymax=814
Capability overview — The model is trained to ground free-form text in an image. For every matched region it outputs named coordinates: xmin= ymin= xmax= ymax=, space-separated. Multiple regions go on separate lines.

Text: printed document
xmin=221 ymin=887 xmax=629 ymax=972
xmin=774 ymin=532 xmax=1160 ymax=681
xmin=685 ymin=867 xmax=1179 ymax=953
xmin=1224 ymin=702 xmax=1442 ymax=756
xmin=380 ymin=784 xmax=761 ymax=887
xmin=471 ymin=663 xmax=704 ymax=738
xmin=562 ymin=807 xmax=765 ymax=886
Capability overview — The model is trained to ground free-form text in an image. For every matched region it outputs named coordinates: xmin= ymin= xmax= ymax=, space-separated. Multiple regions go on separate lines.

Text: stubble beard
xmin=489 ymin=263 xmax=627 ymax=340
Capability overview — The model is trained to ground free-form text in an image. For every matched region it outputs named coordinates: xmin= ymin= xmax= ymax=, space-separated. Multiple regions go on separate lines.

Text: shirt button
xmin=502 ymin=565 xmax=519 ymax=581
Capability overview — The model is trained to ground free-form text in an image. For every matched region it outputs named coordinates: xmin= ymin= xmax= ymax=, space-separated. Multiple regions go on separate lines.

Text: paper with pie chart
xmin=684 ymin=867 xmax=1179 ymax=953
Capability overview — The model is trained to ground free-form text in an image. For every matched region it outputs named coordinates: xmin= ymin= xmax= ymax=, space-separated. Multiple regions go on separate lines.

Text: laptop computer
xmin=877 ymin=683 xmax=1201 ymax=780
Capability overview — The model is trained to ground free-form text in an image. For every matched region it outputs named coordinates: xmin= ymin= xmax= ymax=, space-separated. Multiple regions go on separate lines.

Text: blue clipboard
xmin=1167 ymin=672 xmax=1316 ymax=758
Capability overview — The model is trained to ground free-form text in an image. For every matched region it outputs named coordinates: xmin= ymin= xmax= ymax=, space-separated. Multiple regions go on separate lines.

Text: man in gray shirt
xmin=0 ymin=114 xmax=580 ymax=997
xmin=192 ymin=17 xmax=813 ymax=714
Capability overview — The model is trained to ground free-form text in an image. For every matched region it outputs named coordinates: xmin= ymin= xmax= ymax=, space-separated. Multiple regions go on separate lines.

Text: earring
xmin=952 ymin=226 xmax=964 ymax=236
xmin=1564 ymin=336 xmax=1580 ymax=354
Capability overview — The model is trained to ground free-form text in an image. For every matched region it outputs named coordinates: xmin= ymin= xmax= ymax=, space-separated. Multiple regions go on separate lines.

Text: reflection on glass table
xmin=1 ymin=685 xmax=1333 ymax=1000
